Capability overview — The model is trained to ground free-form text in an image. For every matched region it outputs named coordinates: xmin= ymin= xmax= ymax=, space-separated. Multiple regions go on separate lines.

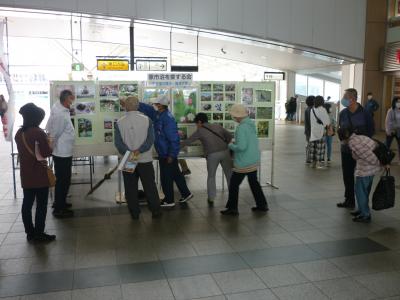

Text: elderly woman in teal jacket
xmin=221 ymin=104 xmax=268 ymax=216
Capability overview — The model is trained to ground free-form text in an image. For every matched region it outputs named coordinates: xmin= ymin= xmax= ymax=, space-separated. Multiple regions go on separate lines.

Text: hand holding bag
xmin=22 ymin=133 xmax=56 ymax=187
xmin=372 ymin=169 xmax=395 ymax=210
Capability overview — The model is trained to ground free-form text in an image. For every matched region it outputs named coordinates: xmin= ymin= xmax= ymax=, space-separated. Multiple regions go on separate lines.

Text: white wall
xmin=0 ymin=0 xmax=367 ymax=59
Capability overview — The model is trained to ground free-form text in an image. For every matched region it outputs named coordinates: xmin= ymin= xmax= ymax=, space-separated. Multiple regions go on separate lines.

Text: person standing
xmin=181 ymin=113 xmax=232 ymax=206
xmin=114 ymin=96 xmax=162 ymax=219
xmin=304 ymin=95 xmax=315 ymax=164
xmin=15 ymin=103 xmax=56 ymax=242
xmin=46 ymin=90 xmax=75 ymax=218
xmin=385 ymin=97 xmax=400 ymax=162
xmin=365 ymin=92 xmax=380 ymax=118
xmin=337 ymin=88 xmax=374 ymax=209
xmin=337 ymin=128 xmax=381 ymax=223
xmin=220 ymin=104 xmax=268 ymax=216
xmin=309 ymin=96 xmax=330 ymax=169
xmin=324 ymin=102 xmax=336 ymax=164
xmin=139 ymin=95 xmax=193 ymax=207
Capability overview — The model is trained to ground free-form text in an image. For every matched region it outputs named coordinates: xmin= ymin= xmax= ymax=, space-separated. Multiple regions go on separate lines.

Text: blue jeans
xmin=355 ymin=176 xmax=374 ymax=217
xmin=325 ymin=136 xmax=332 ymax=160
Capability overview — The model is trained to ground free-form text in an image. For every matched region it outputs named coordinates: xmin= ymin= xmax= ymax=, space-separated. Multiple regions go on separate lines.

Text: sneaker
xmin=352 ymin=215 xmax=371 ymax=223
xmin=316 ymin=162 xmax=326 ymax=169
xmin=336 ymin=202 xmax=355 ymax=209
xmin=251 ymin=206 xmax=269 ymax=212
xmin=34 ymin=233 xmax=56 ymax=242
xmin=182 ymin=169 xmax=191 ymax=176
xmin=220 ymin=209 xmax=239 ymax=216
xmin=350 ymin=210 xmax=361 ymax=217
xmin=179 ymin=193 xmax=194 ymax=203
xmin=53 ymin=209 xmax=74 ymax=218
xmin=160 ymin=200 xmax=175 ymax=207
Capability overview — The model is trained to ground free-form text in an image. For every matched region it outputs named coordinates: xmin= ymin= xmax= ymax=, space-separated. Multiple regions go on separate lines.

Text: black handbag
xmin=372 ymin=169 xmax=395 ymax=210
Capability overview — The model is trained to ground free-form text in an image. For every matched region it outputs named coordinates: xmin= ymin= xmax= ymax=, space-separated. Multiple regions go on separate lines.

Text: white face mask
xmin=368 ymin=95 xmax=373 ymax=100
xmin=396 ymin=102 xmax=400 ymax=109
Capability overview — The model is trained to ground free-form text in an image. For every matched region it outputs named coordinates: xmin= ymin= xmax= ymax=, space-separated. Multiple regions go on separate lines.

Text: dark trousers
xmin=386 ymin=134 xmax=400 ymax=154
xmin=22 ymin=187 xmax=49 ymax=235
xmin=341 ymin=151 xmax=356 ymax=204
xmin=53 ymin=156 xmax=72 ymax=211
xmin=123 ymin=162 xmax=161 ymax=216
xmin=159 ymin=158 xmax=191 ymax=203
xmin=226 ymin=171 xmax=267 ymax=211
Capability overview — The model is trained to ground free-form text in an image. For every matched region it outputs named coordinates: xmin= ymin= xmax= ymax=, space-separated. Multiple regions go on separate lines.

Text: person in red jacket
xmin=15 ymin=103 xmax=56 ymax=242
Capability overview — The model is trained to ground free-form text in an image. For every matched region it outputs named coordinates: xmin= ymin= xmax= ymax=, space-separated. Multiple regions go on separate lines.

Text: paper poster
xmin=119 ymin=84 xmax=138 ymax=97
xmin=200 ymin=84 xmax=211 ymax=92
xmin=256 ymin=90 xmax=271 ymax=102
xmin=257 ymin=107 xmax=273 ymax=119
xmin=100 ymin=99 xmax=120 ymax=112
xmin=213 ymin=113 xmax=223 ymax=121
xmin=247 ymin=107 xmax=256 ymax=119
xmin=104 ymin=118 xmax=113 ymax=129
xmin=75 ymin=102 xmax=96 ymax=115
xmin=242 ymin=88 xmax=253 ymax=105
xmin=76 ymin=84 xmax=95 ymax=99
xmin=214 ymin=103 xmax=223 ymax=112
xmin=213 ymin=93 xmax=224 ymax=102
xmin=78 ymin=118 xmax=93 ymax=138
xmin=201 ymin=103 xmax=212 ymax=111
xmin=225 ymin=93 xmax=235 ymax=102
xmin=201 ymin=92 xmax=212 ymax=102
xmin=104 ymin=131 xmax=113 ymax=142
xmin=213 ymin=84 xmax=224 ymax=92
xmin=173 ymin=88 xmax=197 ymax=123
xmin=257 ymin=121 xmax=269 ymax=138
xmin=99 ymin=84 xmax=119 ymax=97
xmin=143 ymin=88 xmax=169 ymax=103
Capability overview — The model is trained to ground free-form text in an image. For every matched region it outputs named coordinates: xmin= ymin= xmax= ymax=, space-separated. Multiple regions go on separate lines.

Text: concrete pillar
xmin=341 ymin=63 xmax=364 ymax=103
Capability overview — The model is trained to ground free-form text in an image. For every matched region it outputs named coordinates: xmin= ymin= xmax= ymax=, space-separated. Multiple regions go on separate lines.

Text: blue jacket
xmin=139 ymin=102 xmax=180 ymax=158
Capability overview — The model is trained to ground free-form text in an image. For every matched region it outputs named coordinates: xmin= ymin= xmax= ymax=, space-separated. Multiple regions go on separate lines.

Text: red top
xmin=15 ymin=127 xmax=52 ymax=189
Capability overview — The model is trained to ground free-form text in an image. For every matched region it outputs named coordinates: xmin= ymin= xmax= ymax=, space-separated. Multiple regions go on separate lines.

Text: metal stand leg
xmin=11 ymin=142 xmax=16 ymax=198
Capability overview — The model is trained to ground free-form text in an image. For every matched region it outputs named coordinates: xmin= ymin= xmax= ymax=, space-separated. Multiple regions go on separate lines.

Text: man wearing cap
xmin=139 ymin=95 xmax=193 ymax=207
xmin=114 ymin=96 xmax=162 ymax=219
xmin=46 ymin=90 xmax=75 ymax=218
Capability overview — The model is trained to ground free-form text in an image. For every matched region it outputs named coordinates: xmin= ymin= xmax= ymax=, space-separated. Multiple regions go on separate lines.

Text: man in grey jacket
xmin=114 ymin=96 xmax=161 ymax=219
xmin=181 ymin=113 xmax=232 ymax=206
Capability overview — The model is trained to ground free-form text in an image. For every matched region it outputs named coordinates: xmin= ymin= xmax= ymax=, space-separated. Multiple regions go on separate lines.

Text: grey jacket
xmin=182 ymin=123 xmax=232 ymax=156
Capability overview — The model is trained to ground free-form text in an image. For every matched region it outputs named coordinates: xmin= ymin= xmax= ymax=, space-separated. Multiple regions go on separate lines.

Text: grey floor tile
xmin=260 ymin=233 xmax=303 ymax=247
xmin=307 ymin=238 xmax=388 ymax=258
xmin=355 ymin=271 xmax=400 ymax=298
xmin=272 ymin=283 xmax=329 ymax=300
xmin=162 ymin=253 xmax=247 ymax=278
xmin=0 ymin=258 xmax=33 ymax=276
xmin=226 ymin=289 xmax=277 ymax=300
xmin=225 ymin=236 xmax=269 ymax=252
xmin=254 ymin=264 xmax=309 ymax=288
xmin=73 ymin=266 xmax=120 ymax=289
xmin=292 ymin=260 xmax=347 ymax=281
xmin=155 ymin=243 xmax=198 ymax=260
xmin=239 ymin=244 xmax=321 ymax=268
xmin=115 ymin=246 xmax=158 ymax=265
xmin=212 ymin=269 xmax=266 ymax=294
xmin=275 ymin=219 xmax=315 ymax=232
xmin=30 ymin=254 xmax=75 ymax=273
xmin=121 ymin=279 xmax=174 ymax=300
xmin=20 ymin=291 xmax=72 ymax=300
xmin=118 ymin=261 xmax=165 ymax=284
xmin=169 ymin=274 xmax=222 ymax=300
xmin=192 ymin=239 xmax=234 ymax=256
xmin=75 ymin=250 xmax=116 ymax=269
xmin=0 ymin=270 xmax=73 ymax=298
xmin=72 ymin=285 xmax=122 ymax=300
xmin=314 ymin=277 xmax=377 ymax=300
xmin=192 ymin=296 xmax=226 ymax=300
xmin=291 ymin=229 xmax=335 ymax=244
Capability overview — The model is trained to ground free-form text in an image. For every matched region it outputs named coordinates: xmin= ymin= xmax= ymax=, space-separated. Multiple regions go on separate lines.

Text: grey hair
xmin=345 ymin=88 xmax=358 ymax=100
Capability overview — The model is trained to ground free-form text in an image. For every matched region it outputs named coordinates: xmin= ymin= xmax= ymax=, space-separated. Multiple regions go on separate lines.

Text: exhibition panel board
xmin=50 ymin=81 xmax=276 ymax=157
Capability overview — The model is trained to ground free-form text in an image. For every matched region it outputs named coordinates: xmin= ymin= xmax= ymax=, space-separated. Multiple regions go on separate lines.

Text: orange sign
xmin=97 ymin=60 xmax=129 ymax=71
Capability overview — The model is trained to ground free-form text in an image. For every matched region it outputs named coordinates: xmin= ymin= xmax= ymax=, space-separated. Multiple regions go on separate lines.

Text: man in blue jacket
xmin=337 ymin=88 xmax=374 ymax=209
xmin=139 ymin=95 xmax=193 ymax=207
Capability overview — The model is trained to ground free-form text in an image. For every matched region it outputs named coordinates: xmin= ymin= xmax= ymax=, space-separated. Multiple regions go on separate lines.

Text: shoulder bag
xmin=22 ymin=132 xmax=56 ymax=187
xmin=202 ymin=125 xmax=233 ymax=156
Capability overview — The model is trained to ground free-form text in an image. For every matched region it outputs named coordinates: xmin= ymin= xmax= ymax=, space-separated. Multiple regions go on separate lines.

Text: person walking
xmin=385 ymin=97 xmax=400 ymax=163
xmin=15 ymin=103 xmax=56 ymax=242
xmin=365 ymin=92 xmax=380 ymax=118
xmin=324 ymin=102 xmax=336 ymax=164
xmin=114 ymin=96 xmax=162 ymax=219
xmin=181 ymin=113 xmax=232 ymax=206
xmin=139 ymin=95 xmax=193 ymax=207
xmin=309 ymin=96 xmax=330 ymax=169
xmin=337 ymin=88 xmax=374 ymax=209
xmin=304 ymin=95 xmax=315 ymax=164
xmin=220 ymin=104 xmax=268 ymax=216
xmin=46 ymin=90 xmax=75 ymax=218
xmin=337 ymin=128 xmax=381 ymax=223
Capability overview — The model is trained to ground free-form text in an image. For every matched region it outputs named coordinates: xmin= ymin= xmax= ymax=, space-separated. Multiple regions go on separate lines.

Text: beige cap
xmin=122 ymin=96 xmax=139 ymax=111
xmin=229 ymin=104 xmax=248 ymax=118
xmin=151 ymin=95 xmax=169 ymax=106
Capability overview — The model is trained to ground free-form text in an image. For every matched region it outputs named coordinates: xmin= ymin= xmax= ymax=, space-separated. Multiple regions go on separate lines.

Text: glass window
xmin=307 ymin=77 xmax=323 ymax=96
xmin=295 ymin=74 xmax=307 ymax=96
xmin=324 ymin=81 xmax=340 ymax=102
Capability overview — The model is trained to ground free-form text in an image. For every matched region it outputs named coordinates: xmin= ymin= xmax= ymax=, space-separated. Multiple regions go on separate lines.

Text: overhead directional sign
xmin=264 ymin=72 xmax=285 ymax=80
xmin=136 ymin=60 xmax=167 ymax=71
xmin=97 ymin=59 xmax=129 ymax=71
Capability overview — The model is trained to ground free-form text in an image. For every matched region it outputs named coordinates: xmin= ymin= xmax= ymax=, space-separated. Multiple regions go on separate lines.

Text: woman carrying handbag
xmin=15 ymin=103 xmax=56 ymax=242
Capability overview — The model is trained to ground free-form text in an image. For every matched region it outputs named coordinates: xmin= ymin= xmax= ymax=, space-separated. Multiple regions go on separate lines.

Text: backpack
xmin=373 ymin=139 xmax=396 ymax=165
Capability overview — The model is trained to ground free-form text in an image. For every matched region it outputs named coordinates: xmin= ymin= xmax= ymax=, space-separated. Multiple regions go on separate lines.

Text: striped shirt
xmin=348 ymin=134 xmax=381 ymax=177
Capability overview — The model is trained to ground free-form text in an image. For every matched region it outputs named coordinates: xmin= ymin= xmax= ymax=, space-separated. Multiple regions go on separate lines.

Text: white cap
xmin=230 ymin=104 xmax=248 ymax=118
xmin=151 ymin=95 xmax=169 ymax=106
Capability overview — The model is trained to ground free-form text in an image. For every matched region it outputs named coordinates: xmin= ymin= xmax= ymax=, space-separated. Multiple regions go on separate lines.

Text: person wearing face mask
xmin=45 ymin=90 xmax=75 ymax=218
xmin=337 ymin=88 xmax=374 ymax=209
xmin=138 ymin=95 xmax=193 ymax=207
xmin=385 ymin=97 xmax=400 ymax=162
xmin=365 ymin=92 xmax=379 ymax=118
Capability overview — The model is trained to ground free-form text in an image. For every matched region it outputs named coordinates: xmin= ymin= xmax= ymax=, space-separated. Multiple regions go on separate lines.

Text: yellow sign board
xmin=97 ymin=59 xmax=129 ymax=71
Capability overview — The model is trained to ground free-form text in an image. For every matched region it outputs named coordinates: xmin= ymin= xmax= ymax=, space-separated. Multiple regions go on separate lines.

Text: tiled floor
xmin=1 ymin=122 xmax=400 ymax=299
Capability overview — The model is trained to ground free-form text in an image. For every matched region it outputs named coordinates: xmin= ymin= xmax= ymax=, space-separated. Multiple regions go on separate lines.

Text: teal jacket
xmin=229 ymin=117 xmax=260 ymax=169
